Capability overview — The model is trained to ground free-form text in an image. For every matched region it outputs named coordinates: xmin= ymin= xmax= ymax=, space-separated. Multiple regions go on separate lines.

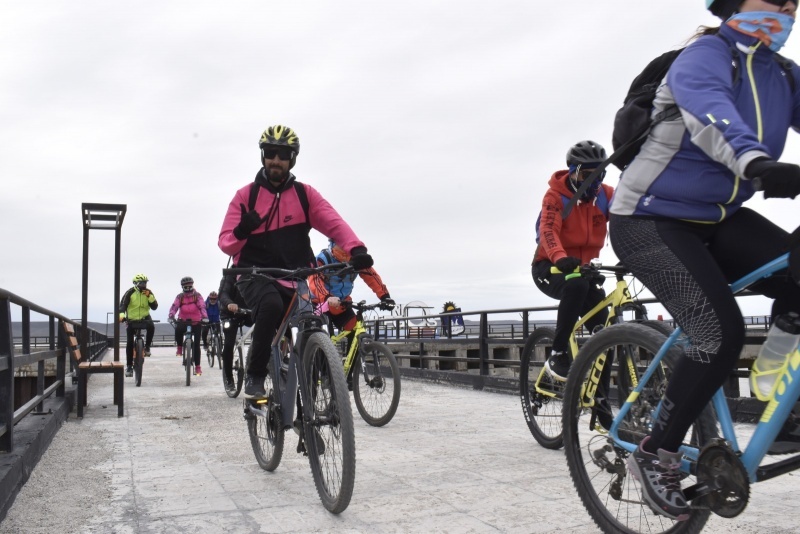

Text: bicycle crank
xmin=686 ymin=438 xmax=750 ymax=518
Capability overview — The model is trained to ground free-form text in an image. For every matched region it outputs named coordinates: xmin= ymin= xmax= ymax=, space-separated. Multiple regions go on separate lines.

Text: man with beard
xmin=218 ymin=125 xmax=375 ymax=399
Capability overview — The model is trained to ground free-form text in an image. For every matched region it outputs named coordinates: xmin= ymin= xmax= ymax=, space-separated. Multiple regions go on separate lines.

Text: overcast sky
xmin=3 ymin=0 xmax=800 ymax=324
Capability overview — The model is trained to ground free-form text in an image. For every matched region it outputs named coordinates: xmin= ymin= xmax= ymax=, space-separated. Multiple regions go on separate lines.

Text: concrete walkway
xmin=2 ymin=346 xmax=800 ymax=533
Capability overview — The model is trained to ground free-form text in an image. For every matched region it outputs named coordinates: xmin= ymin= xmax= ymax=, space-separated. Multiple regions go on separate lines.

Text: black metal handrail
xmin=0 ymin=287 xmax=108 ymax=453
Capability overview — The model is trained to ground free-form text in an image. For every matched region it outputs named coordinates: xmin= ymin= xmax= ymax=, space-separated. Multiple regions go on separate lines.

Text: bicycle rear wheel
xmin=562 ymin=323 xmax=717 ymax=534
xmin=134 ymin=337 xmax=144 ymax=387
xmin=184 ymin=341 xmax=192 ymax=387
xmin=519 ymin=327 xmax=565 ymax=449
xmin=302 ymin=331 xmax=355 ymax=514
xmin=353 ymin=339 xmax=401 ymax=427
xmin=226 ymin=344 xmax=244 ymax=398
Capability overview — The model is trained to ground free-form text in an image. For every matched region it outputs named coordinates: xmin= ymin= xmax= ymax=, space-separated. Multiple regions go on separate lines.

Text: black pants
xmin=201 ymin=322 xmax=220 ymax=349
xmin=174 ymin=323 xmax=202 ymax=366
xmin=610 ymin=208 xmax=800 ymax=452
xmin=125 ymin=318 xmax=154 ymax=367
xmin=237 ymin=276 xmax=293 ymax=377
xmin=532 ymin=261 xmax=608 ymax=353
xmin=221 ymin=316 xmax=252 ymax=379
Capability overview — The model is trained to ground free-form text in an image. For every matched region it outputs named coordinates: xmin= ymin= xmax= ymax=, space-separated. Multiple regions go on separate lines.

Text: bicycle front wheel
xmin=353 ymin=339 xmax=401 ymax=427
xmin=562 ymin=323 xmax=717 ymax=534
xmin=302 ymin=331 xmax=356 ymax=514
xmin=519 ymin=327 xmax=564 ymax=449
xmin=184 ymin=341 xmax=192 ymax=387
xmin=212 ymin=334 xmax=222 ymax=368
xmin=134 ymin=337 xmax=144 ymax=387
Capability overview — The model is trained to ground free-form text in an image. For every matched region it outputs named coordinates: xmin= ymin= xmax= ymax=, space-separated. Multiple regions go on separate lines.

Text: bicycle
xmin=171 ymin=318 xmax=204 ymax=386
xmin=562 ymin=252 xmax=799 ymax=533
xmin=224 ymin=263 xmax=356 ymax=514
xmin=221 ymin=308 xmax=252 ymax=398
xmin=330 ymin=300 xmax=401 ymax=427
xmin=520 ymin=261 xmax=671 ymax=449
xmin=125 ymin=318 xmax=159 ymax=387
xmin=206 ymin=322 xmax=222 ymax=369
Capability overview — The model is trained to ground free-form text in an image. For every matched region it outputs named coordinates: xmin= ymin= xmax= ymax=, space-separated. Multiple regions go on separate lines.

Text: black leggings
xmin=532 ymin=261 xmax=608 ymax=353
xmin=237 ymin=276 xmax=293 ymax=377
xmin=610 ymin=209 xmax=800 ymax=452
xmin=174 ymin=323 xmax=202 ymax=366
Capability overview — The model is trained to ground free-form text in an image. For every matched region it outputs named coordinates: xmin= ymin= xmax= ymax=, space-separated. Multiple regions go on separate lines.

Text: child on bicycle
xmin=167 ymin=276 xmax=209 ymax=376
xmin=309 ymin=239 xmax=395 ymax=341
xmin=532 ymin=140 xmax=614 ymax=381
xmin=118 ymin=273 xmax=158 ymax=377
xmin=218 ymin=271 xmax=253 ymax=392
xmin=202 ymin=291 xmax=221 ymax=355
xmin=610 ymin=0 xmax=800 ymax=520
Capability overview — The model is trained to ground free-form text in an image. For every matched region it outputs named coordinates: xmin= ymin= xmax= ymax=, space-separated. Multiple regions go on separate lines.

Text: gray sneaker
xmin=243 ymin=374 xmax=266 ymax=399
xmin=627 ymin=437 xmax=690 ymax=521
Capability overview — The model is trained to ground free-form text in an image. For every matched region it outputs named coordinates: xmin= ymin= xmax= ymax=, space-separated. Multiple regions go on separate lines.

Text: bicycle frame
xmin=331 ymin=316 xmax=368 ymax=378
xmin=612 ymin=253 xmax=800 ymax=482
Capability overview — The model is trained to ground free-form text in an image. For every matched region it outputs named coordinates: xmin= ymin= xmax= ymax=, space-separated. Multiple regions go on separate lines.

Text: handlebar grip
xmin=550 ymin=266 xmax=581 ymax=275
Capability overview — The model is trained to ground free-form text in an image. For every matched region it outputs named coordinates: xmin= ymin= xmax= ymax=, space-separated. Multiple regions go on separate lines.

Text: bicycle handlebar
xmin=223 ymin=262 xmax=354 ymax=280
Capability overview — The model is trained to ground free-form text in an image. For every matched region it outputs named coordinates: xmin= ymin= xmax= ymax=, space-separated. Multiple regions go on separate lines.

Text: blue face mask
xmin=727 ymin=11 xmax=795 ymax=52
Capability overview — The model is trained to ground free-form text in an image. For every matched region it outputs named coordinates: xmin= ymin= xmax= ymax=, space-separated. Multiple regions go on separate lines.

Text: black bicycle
xmin=125 ymin=318 xmax=158 ymax=387
xmin=222 ymin=308 xmax=252 ymax=398
xmin=224 ymin=263 xmax=356 ymax=513
xmin=206 ymin=322 xmax=222 ymax=368
xmin=171 ymin=319 xmax=203 ymax=386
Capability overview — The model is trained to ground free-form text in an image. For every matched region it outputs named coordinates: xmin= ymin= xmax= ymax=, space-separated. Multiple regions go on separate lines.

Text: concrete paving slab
xmin=2 ymin=346 xmax=800 ymax=533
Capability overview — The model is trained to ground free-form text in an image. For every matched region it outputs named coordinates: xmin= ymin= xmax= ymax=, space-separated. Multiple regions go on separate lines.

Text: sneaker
xmin=125 ymin=366 xmax=133 ymax=377
xmin=176 ymin=347 xmax=183 ymax=357
xmin=627 ymin=437 xmax=690 ymax=521
xmin=244 ymin=374 xmax=267 ymax=399
xmin=144 ymin=346 xmax=151 ymax=357
xmin=769 ymin=412 xmax=800 ymax=454
xmin=195 ymin=365 xmax=202 ymax=376
xmin=544 ymin=350 xmax=571 ymax=382
xmin=224 ymin=375 xmax=235 ymax=392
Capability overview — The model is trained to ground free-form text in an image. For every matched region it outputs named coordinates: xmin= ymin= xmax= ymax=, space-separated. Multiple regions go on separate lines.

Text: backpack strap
xmin=248 ymin=181 xmax=260 ymax=211
xmin=248 ymin=179 xmax=310 ymax=222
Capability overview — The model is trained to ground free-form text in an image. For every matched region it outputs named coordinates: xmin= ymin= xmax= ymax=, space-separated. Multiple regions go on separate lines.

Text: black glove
xmin=746 ymin=158 xmax=800 ymax=199
xmin=349 ymin=246 xmax=374 ymax=270
xmin=380 ymin=295 xmax=396 ymax=311
xmin=555 ymin=256 xmax=581 ymax=274
xmin=233 ymin=203 xmax=265 ymax=240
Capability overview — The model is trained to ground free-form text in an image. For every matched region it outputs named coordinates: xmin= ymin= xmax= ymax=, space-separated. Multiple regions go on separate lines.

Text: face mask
xmin=727 ymin=11 xmax=795 ymax=52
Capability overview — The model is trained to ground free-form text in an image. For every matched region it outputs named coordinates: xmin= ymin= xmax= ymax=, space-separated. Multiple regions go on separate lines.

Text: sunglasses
xmin=183 ymin=285 xmax=193 ymax=291
xmin=262 ymin=147 xmax=294 ymax=161
xmin=578 ymin=168 xmax=606 ymax=180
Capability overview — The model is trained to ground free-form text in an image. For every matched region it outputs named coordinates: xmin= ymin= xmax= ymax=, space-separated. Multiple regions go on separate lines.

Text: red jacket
xmin=533 ymin=170 xmax=614 ymax=265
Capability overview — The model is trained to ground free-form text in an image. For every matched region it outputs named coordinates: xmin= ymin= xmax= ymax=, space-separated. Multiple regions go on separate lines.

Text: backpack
xmin=535 ymin=188 xmax=609 ymax=245
xmin=563 ymin=35 xmax=796 ymax=218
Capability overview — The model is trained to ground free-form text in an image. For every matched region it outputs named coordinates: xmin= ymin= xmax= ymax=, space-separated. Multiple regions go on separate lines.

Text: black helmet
xmin=259 ymin=125 xmax=300 ymax=169
xmin=705 ymin=0 xmax=742 ymax=19
xmin=566 ymin=140 xmax=607 ymax=167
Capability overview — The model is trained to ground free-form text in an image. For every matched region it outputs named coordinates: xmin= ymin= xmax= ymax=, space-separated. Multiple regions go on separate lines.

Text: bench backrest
xmin=62 ymin=322 xmax=84 ymax=364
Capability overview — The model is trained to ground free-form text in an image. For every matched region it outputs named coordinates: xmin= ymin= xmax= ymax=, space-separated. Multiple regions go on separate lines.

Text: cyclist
xmin=218 ymin=124 xmax=376 ymax=399
xmin=532 ymin=140 xmax=614 ymax=381
xmin=118 ymin=273 xmax=158 ymax=377
xmin=609 ymin=0 xmax=800 ymax=520
xmin=309 ymin=239 xmax=396 ymax=350
xmin=202 ymin=291 xmax=221 ymax=355
xmin=167 ymin=276 xmax=209 ymax=376
xmin=218 ymin=271 xmax=253 ymax=392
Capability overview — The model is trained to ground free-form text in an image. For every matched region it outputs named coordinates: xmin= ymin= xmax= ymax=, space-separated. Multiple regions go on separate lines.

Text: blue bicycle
xmin=563 ymin=252 xmax=799 ymax=533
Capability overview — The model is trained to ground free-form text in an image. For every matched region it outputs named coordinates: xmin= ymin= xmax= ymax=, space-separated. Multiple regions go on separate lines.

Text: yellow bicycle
xmin=330 ymin=301 xmax=401 ymax=427
xmin=519 ymin=260 xmax=671 ymax=449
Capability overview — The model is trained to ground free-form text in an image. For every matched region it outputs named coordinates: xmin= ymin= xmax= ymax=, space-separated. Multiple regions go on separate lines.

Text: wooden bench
xmin=62 ymin=322 xmax=124 ymax=417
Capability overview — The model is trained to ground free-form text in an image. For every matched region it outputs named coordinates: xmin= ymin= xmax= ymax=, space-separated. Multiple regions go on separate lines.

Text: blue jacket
xmin=610 ymin=24 xmax=800 ymax=222
xmin=205 ymin=298 xmax=220 ymax=323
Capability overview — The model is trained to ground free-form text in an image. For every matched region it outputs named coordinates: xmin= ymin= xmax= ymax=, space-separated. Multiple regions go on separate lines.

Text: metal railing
xmin=1 ymin=288 xmax=107 ymax=453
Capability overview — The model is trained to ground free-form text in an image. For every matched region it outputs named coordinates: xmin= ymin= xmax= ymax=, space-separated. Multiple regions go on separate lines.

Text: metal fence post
xmin=0 ymin=298 xmax=14 ymax=452
xmin=479 ymin=312 xmax=489 ymax=377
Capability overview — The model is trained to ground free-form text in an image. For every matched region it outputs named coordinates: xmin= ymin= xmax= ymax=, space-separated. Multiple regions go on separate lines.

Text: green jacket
xmin=119 ymin=287 xmax=158 ymax=320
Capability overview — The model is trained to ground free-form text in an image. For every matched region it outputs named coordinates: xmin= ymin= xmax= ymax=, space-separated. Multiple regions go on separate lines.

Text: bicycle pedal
xmin=297 ymin=438 xmax=308 ymax=456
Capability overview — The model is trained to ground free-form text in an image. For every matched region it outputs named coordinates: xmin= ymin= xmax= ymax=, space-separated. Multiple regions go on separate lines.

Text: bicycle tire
xmin=302 ymin=331 xmax=356 ymax=514
xmin=519 ymin=327 xmax=564 ymax=449
xmin=247 ymin=386 xmax=286 ymax=471
xmin=562 ymin=323 xmax=717 ymax=534
xmin=207 ymin=339 xmax=214 ymax=368
xmin=232 ymin=345 xmax=244 ymax=397
xmin=184 ymin=340 xmax=192 ymax=387
xmin=353 ymin=339 xmax=401 ymax=427
xmin=134 ymin=337 xmax=144 ymax=387
xmin=213 ymin=333 xmax=222 ymax=369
